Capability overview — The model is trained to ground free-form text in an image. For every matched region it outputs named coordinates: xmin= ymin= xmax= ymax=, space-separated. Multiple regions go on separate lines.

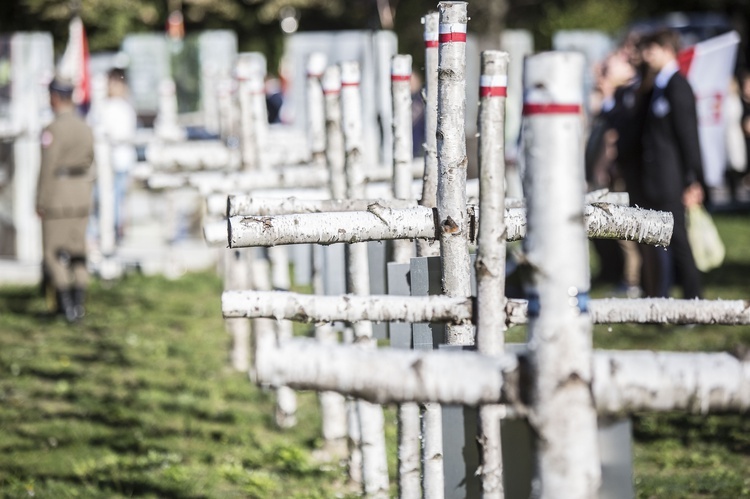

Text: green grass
xmin=0 ymin=271 xmax=367 ymax=498
xmin=0 ymin=213 xmax=748 ymax=497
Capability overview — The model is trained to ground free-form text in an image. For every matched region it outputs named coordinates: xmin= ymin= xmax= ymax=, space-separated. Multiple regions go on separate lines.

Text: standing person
xmin=639 ymin=28 xmax=704 ymax=299
xmin=36 ymin=77 xmax=95 ymax=322
xmin=599 ymin=35 xmax=654 ymax=296
xmin=100 ymin=67 xmax=137 ymax=242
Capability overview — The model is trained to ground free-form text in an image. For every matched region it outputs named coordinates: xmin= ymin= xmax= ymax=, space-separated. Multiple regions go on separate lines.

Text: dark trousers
xmin=641 ymin=203 xmax=702 ymax=299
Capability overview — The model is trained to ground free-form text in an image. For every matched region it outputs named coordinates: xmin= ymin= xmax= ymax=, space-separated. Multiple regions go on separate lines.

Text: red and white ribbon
xmin=522 ymin=102 xmax=581 ymax=115
xmin=391 ymin=58 xmax=412 ymax=82
xmin=479 ymin=74 xmax=507 ymax=98
xmin=438 ymin=23 xmax=467 ymax=44
xmin=340 ymin=64 xmax=360 ymax=88
xmin=424 ymin=29 xmax=439 ymax=48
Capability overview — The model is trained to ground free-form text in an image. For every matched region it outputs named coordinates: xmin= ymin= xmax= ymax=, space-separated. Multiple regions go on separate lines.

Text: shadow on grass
xmin=633 ymin=412 xmax=750 ymax=453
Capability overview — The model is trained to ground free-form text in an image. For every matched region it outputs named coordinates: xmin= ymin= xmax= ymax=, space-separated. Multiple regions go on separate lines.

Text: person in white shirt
xmin=100 ymin=68 xmax=137 ymax=242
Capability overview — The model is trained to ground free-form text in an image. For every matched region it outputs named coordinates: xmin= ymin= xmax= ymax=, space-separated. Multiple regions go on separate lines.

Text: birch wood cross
xmin=220 ymin=33 xmax=750 ymax=499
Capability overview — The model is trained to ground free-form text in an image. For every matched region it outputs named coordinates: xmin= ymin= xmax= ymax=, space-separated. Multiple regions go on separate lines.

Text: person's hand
xmin=682 ymin=182 xmax=704 ymax=208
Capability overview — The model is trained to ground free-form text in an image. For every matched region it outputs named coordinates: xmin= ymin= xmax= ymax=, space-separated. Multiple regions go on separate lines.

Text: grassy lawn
xmin=0 ymin=213 xmax=748 ymax=497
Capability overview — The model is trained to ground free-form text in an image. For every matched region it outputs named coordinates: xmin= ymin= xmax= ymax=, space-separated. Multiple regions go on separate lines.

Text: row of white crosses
xmin=221 ymin=4 xmax=750 ymax=498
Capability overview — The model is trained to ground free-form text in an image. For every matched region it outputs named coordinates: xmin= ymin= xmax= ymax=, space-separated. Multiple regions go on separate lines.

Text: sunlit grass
xmin=0 ymin=213 xmax=747 ymax=497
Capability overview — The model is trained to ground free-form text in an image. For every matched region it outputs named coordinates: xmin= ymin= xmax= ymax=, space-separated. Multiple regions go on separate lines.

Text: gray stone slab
xmin=386 ymin=261 xmax=411 ymax=349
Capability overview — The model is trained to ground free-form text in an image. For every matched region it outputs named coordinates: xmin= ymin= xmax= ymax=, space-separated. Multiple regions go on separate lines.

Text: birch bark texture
xmin=323 ymin=66 xmax=347 ymax=199
xmin=391 ymin=54 xmax=421 ymax=499
xmin=522 ymin=51 xmax=600 ymax=498
xmin=475 ymin=50 xmax=510 ymax=499
xmin=235 ymin=54 xmax=259 ymax=169
xmin=306 ymin=52 xmax=328 ymax=168
xmin=252 ymin=336 xmax=750 ymax=412
xmin=226 ymin=203 xmax=672 ymax=248
xmin=437 ymin=2 xmax=473 ymax=346
xmin=391 ymin=54 xmax=417 ymax=265
xmin=340 ymin=60 xmax=389 ymax=498
xmin=417 ymin=11 xmax=441 ymax=259
xmin=312 ymin=244 xmax=349 ymax=460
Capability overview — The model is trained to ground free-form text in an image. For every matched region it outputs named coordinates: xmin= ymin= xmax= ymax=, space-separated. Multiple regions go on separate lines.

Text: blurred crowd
xmin=586 ymin=27 xmax=745 ymax=299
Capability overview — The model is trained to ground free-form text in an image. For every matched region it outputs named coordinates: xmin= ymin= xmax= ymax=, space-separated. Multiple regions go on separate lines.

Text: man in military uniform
xmin=36 ymin=77 xmax=95 ymax=322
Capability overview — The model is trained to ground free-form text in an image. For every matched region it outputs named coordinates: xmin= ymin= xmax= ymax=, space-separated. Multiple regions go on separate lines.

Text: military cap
xmin=49 ymin=76 xmax=75 ymax=96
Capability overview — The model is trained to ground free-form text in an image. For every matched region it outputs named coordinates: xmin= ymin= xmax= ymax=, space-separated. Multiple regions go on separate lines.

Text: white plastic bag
xmin=686 ymin=204 xmax=725 ymax=272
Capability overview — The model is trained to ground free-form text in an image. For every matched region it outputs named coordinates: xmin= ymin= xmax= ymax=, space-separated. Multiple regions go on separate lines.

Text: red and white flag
xmin=678 ymin=31 xmax=740 ymax=187
xmin=58 ymin=16 xmax=91 ymax=109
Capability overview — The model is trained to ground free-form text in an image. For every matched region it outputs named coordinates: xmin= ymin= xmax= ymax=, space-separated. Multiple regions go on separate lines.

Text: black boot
xmin=56 ymin=289 xmax=77 ymax=323
xmin=72 ymin=288 xmax=86 ymax=321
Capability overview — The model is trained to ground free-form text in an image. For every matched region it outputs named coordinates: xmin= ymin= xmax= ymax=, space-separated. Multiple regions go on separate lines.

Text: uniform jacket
xmin=641 ymin=62 xmax=703 ymax=208
xmin=36 ymin=109 xmax=95 ymax=218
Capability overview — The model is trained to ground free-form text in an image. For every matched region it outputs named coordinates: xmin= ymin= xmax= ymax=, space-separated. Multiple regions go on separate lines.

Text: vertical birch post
xmin=417 ymin=12 xmax=441 ymax=258
xmin=307 ymin=52 xmax=328 ymax=168
xmin=251 ymin=249 xmax=297 ymax=428
xmin=475 ymin=50 xmax=509 ymax=499
xmin=437 ymin=2 xmax=473 ymax=346
xmin=522 ymin=52 xmax=601 ymax=498
xmin=391 ymin=54 xmax=420 ymax=498
xmin=313 ymin=63 xmax=350 ymax=460
xmin=391 ymin=54 xmax=416 ymax=264
xmin=236 ymin=54 xmax=260 ymax=170
xmin=419 ymin=12 xmax=445 ymax=499
xmin=323 ymin=66 xmax=348 ymax=200
xmin=248 ymin=54 xmax=270 ymax=171
xmin=223 ymin=249 xmax=251 ymax=372
xmin=340 ymin=60 xmax=390 ymax=498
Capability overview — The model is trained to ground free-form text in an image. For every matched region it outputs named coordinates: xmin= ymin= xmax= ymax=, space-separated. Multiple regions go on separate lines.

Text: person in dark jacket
xmin=638 ymin=28 xmax=704 ymax=299
xmin=36 ymin=77 xmax=96 ymax=322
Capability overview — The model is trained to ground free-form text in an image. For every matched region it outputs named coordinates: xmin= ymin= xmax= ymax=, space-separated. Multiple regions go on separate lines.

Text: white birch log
xmin=323 ymin=66 xmax=347 ymax=200
xmin=248 ymin=55 xmax=270 ymax=170
xmin=222 ymin=290 xmax=473 ymax=324
xmin=307 ymin=52 xmax=328 ymax=168
xmin=227 ymin=197 xmax=417 ymax=217
xmin=392 ymin=54 xmax=417 ymax=265
xmin=341 ymin=60 xmax=389 ymax=497
xmin=313 ymin=279 xmax=349 ymax=460
xmin=390 ymin=54 xmax=421 ymax=499
xmin=437 ymin=2 xmax=473 ymax=346
xmin=235 ymin=54 xmax=262 ymax=170
xmin=253 ymin=336 xmax=750 ymax=412
xmin=224 ymin=292 xmax=750 ymax=327
xmin=476 ymin=50 xmax=510 ymax=499
xmin=228 ymin=204 xmax=436 ymax=249
xmin=417 ymin=11 xmax=441 ymax=259
xmin=227 ymin=203 xmax=672 ymax=248
xmin=522 ymin=51 xmax=600 ymax=498
xmin=250 ymin=252 xmax=297 ymax=428
xmin=223 ymin=249 xmax=251 ymax=372
xmin=505 ymin=297 xmax=750 ymax=326
xmin=419 ymin=14 xmax=446 ymax=497
xmin=592 ymin=350 xmax=750 ymax=414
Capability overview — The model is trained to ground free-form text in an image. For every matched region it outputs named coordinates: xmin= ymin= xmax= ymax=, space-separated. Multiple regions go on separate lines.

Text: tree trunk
xmin=437 ymin=2 xmax=473 ymax=346
xmin=417 ymin=11 xmax=441 ymax=259
xmin=522 ymin=51 xmax=600 ymax=498
xmin=392 ymin=54 xmax=417 ymax=264
xmin=306 ymin=52 xmax=328 ymax=168
xmin=475 ymin=49 xmax=510 ymax=499
xmin=340 ymin=60 xmax=389 ymax=497
xmin=323 ymin=65 xmax=347 ymax=200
